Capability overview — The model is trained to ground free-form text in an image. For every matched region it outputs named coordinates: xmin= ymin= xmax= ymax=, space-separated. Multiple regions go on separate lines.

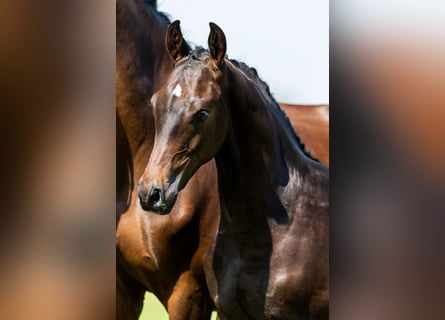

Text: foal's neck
xmin=215 ymin=62 xmax=321 ymax=221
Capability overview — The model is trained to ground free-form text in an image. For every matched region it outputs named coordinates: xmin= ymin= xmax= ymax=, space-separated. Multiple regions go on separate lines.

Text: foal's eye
xmin=195 ymin=109 xmax=209 ymax=122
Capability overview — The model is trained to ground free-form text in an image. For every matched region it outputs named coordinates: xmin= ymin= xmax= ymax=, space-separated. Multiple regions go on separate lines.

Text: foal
xmin=139 ymin=22 xmax=329 ymax=319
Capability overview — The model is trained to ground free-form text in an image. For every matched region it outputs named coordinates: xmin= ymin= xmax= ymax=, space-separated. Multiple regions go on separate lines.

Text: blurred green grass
xmin=140 ymin=292 xmax=217 ymax=320
xmin=139 ymin=292 xmax=168 ymax=320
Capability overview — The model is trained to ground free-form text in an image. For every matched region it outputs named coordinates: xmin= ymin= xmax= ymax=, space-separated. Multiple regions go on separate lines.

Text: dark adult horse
xmin=116 ymin=1 xmax=218 ymax=319
xmin=139 ymin=22 xmax=329 ymax=319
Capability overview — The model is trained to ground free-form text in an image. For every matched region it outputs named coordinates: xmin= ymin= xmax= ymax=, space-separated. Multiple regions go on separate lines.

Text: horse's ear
xmin=166 ymin=20 xmax=188 ymax=61
xmin=208 ymin=22 xmax=226 ymax=68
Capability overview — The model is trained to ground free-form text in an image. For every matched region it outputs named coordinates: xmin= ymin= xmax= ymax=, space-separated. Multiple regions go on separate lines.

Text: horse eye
xmin=195 ymin=109 xmax=209 ymax=122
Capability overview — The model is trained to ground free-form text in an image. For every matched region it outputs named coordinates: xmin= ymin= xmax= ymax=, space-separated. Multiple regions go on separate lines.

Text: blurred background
xmin=331 ymin=1 xmax=445 ymax=319
xmin=0 ymin=1 xmax=115 ymax=319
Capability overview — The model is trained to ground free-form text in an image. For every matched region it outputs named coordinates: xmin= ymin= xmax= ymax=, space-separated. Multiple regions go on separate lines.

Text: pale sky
xmin=157 ymin=0 xmax=329 ymax=105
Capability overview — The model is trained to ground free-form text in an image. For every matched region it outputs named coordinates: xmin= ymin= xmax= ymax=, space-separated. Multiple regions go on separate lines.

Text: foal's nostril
xmin=149 ymin=188 xmax=161 ymax=205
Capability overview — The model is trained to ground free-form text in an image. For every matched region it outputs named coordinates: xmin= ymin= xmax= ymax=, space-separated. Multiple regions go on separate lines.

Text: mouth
xmin=138 ymin=182 xmax=179 ymax=215
xmin=138 ymin=166 xmax=188 ymax=215
xmin=147 ymin=193 xmax=177 ymax=215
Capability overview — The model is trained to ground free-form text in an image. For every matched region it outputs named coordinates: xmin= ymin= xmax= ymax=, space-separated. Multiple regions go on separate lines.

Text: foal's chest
xmin=215 ymin=220 xmax=312 ymax=319
xmin=216 ymin=260 xmax=270 ymax=319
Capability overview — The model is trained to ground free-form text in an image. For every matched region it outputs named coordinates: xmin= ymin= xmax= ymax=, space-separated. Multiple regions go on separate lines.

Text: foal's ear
xmin=208 ymin=22 xmax=226 ymax=68
xmin=166 ymin=20 xmax=188 ymax=61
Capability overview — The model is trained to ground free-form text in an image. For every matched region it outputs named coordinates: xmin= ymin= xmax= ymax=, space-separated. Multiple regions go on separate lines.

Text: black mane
xmin=228 ymin=59 xmax=318 ymax=162
xmin=143 ymin=0 xmax=171 ymax=25
xmin=157 ymin=11 xmax=171 ymax=25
